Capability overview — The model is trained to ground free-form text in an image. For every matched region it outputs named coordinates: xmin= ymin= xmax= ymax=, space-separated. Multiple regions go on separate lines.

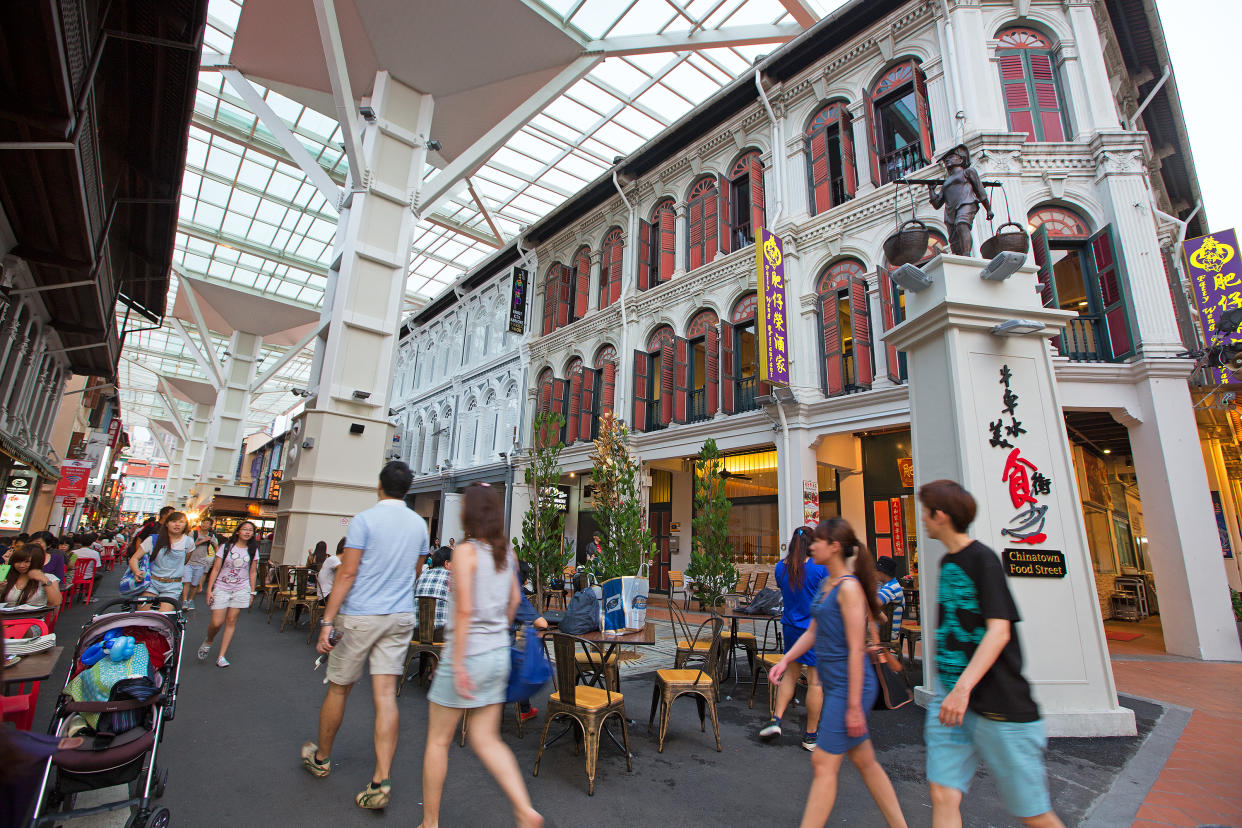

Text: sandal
xmin=356 ymin=779 xmax=391 ymax=809
xmin=301 ymin=741 xmax=331 ymax=778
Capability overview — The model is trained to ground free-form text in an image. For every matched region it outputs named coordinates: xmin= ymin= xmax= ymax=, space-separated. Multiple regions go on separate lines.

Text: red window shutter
xmin=660 ymin=341 xmax=674 ymax=425
xmin=598 ymin=247 xmax=611 ymax=310
xmin=864 ymin=96 xmax=882 ymax=185
xmin=818 ymin=293 xmax=845 ymax=396
xmin=1029 ymin=53 xmax=1065 ymax=141
xmin=555 ymin=264 xmax=571 ymax=328
xmin=705 ymin=326 xmax=719 ymax=417
xmin=631 ymin=351 xmax=650 ymax=432
xmin=659 ymin=209 xmax=676 ymax=280
xmin=688 ymin=200 xmax=703 ymax=271
xmin=877 ymin=266 xmax=902 ymax=383
xmin=913 ymin=64 xmax=933 ymax=164
xmin=999 ymin=52 xmax=1035 ymax=141
xmin=608 ymin=239 xmax=623 ymax=306
xmin=720 ymin=322 xmax=736 ymax=414
xmin=809 ymin=130 xmax=831 ymax=215
xmin=717 ymin=176 xmax=732 ymax=256
xmin=638 ymin=219 xmax=653 ymax=291
xmin=673 ymin=337 xmax=690 ymax=423
xmin=601 ymin=360 xmax=616 ymax=416
xmin=1031 ymin=227 xmax=1063 ymax=353
xmin=541 ymin=272 xmax=557 ymax=335
xmin=1087 ymin=225 xmax=1135 ymax=360
xmin=566 ymin=370 xmax=582 ymax=443
xmin=578 ymin=367 xmax=597 ymax=442
xmin=574 ymin=254 xmax=590 ymax=321
xmin=706 ymin=185 xmax=720 ymax=264
xmin=850 ymin=277 xmax=874 ymax=389
xmin=749 ymin=156 xmax=765 ymax=237
xmin=838 ymin=107 xmax=857 ymax=198
xmin=549 ymin=378 xmax=569 ymax=446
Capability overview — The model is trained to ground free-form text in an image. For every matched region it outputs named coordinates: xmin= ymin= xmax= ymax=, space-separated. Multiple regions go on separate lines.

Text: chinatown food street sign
xmin=1003 ymin=548 xmax=1067 ymax=578
xmin=755 ymin=227 xmax=790 ymax=386
xmin=1183 ymin=228 xmax=1240 ymax=385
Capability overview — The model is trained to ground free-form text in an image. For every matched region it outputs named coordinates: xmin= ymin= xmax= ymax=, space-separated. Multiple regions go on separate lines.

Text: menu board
xmin=1 ymin=492 xmax=30 ymax=531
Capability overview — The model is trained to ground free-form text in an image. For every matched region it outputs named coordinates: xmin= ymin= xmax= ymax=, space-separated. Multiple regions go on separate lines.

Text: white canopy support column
xmin=199 ymin=330 xmax=263 ymax=492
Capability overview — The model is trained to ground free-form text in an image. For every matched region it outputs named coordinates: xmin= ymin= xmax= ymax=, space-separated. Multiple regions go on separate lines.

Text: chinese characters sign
xmin=508 ymin=267 xmax=529 ymax=334
xmin=755 ymin=228 xmax=790 ymax=386
xmin=990 ymin=365 xmax=1057 ymax=553
xmin=1183 ymin=229 xmax=1240 ymax=385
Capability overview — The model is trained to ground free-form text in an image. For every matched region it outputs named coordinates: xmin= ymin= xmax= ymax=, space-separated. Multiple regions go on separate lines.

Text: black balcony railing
xmin=879 ymin=144 xmax=925 ymax=184
xmin=1059 ymin=315 xmax=1103 ymax=362
xmin=688 ymin=388 xmax=709 ymax=422
xmin=736 ymin=377 xmax=758 ymax=412
xmin=646 ymin=406 xmax=666 ymax=432
xmin=830 ymin=176 xmax=848 ymax=207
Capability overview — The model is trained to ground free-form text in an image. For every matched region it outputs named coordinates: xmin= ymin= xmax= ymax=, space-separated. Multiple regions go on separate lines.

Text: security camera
xmin=498 ymin=451 xmax=508 ymax=459
xmin=980 ymin=251 xmax=1027 ymax=282
xmin=426 ymin=139 xmax=442 ymax=152
xmin=352 ymin=390 xmax=372 ymax=400
xmin=359 ymin=105 xmax=376 ymax=122
xmin=290 ymin=387 xmax=312 ymax=398
xmin=892 ymin=263 xmax=934 ymax=292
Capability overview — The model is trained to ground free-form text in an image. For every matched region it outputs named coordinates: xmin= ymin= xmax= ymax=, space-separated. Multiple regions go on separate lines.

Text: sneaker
xmin=196 ymin=643 xmax=210 ymax=661
xmin=801 ymin=732 xmax=818 ymax=751
xmin=356 ymin=779 xmax=391 ymax=809
xmin=301 ymin=741 xmax=331 ymax=778
xmin=519 ymin=706 xmax=539 ymax=722
xmin=760 ymin=718 xmax=781 ymax=741
xmin=216 ymin=656 xmax=230 ymax=668
xmin=185 ymin=599 xmax=195 ymax=610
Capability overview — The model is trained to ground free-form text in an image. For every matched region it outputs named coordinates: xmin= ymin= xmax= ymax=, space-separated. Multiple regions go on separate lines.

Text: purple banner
xmin=1184 ymin=229 xmax=1240 ymax=384
xmin=755 ymin=227 xmax=790 ymax=387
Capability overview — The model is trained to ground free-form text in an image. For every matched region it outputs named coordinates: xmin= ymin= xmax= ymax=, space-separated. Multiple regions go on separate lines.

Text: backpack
xmin=560 ymin=586 xmax=601 ymax=635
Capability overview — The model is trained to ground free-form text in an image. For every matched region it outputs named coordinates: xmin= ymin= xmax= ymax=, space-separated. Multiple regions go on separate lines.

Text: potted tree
xmin=513 ymin=411 xmax=571 ymax=612
xmin=588 ymin=412 xmax=654 ymax=582
xmin=686 ymin=438 xmax=738 ymax=610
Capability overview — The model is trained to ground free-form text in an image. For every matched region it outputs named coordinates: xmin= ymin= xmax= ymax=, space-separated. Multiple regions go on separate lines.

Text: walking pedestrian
xmin=182 ymin=518 xmax=218 ymax=610
xmin=768 ymin=518 xmax=908 ymax=828
xmin=763 ymin=526 xmax=826 ymax=748
xmin=875 ymin=556 xmax=904 ymax=642
xmin=419 ymin=483 xmax=543 ymax=828
xmin=918 ymin=480 xmax=1064 ymax=828
xmin=198 ymin=521 xmax=259 ymax=667
xmin=303 ymin=461 xmax=428 ymax=810
xmin=316 ymin=538 xmax=345 ymax=598
xmin=130 ymin=511 xmax=193 ymax=611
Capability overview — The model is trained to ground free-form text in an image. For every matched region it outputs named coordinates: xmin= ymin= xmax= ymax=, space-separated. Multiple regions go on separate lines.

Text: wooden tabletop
xmin=3 ymin=646 xmax=65 ymax=685
xmin=543 ymin=623 xmax=657 ymax=645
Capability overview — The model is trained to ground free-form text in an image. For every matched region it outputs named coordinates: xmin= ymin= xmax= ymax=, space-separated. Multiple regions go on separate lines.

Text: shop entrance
xmin=649 ymin=469 xmax=672 ymax=591
xmin=860 ymin=431 xmax=916 ymax=578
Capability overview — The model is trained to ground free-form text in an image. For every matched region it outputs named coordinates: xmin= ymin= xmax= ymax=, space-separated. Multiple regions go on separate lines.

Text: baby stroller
xmin=27 ymin=596 xmax=186 ymax=828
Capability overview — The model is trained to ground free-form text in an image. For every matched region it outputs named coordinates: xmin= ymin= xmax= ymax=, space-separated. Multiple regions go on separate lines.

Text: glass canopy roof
xmin=118 ymin=0 xmax=846 ymax=451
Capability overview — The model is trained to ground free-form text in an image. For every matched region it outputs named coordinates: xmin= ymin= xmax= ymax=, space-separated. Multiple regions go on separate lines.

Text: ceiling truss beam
xmin=585 ymin=23 xmax=801 ymax=56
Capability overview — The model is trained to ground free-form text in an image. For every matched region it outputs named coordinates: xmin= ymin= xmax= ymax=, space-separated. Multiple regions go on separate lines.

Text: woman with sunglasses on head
xmin=198 ymin=521 xmax=260 ymax=667
xmin=769 ymin=518 xmax=907 ymax=828
xmin=130 ymin=511 xmax=193 ymax=612
xmin=762 ymin=525 xmax=827 ymax=749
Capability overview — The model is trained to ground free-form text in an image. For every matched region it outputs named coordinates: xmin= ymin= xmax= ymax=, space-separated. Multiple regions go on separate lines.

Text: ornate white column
xmin=672 ymin=202 xmax=688 ymax=280
xmin=946 ymin=2 xmax=1006 ymax=134
xmin=1067 ymin=0 xmax=1122 ymax=133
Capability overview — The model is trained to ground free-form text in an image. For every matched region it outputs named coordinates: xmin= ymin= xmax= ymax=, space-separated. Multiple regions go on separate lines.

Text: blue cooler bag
xmin=601 ymin=563 xmax=649 ymax=633
xmin=506 ymin=623 xmax=552 ymax=703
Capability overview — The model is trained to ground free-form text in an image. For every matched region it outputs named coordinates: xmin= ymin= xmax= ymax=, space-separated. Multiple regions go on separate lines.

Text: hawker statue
xmin=926 ymin=144 xmax=992 ymax=256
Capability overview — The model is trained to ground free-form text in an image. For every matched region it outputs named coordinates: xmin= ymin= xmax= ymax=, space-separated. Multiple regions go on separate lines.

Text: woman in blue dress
xmin=769 ymin=517 xmax=908 ymax=828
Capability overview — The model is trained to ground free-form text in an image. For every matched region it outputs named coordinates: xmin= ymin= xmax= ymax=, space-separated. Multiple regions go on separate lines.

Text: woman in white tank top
xmin=421 ymin=483 xmax=543 ymax=828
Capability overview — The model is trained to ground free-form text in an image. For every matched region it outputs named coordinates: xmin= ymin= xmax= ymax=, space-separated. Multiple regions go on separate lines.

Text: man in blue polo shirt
xmin=302 ymin=461 xmax=428 ymax=811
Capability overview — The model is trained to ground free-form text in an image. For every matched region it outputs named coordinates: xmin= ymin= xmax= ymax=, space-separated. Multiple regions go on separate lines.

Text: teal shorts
xmin=925 ymin=695 xmax=1051 ymax=819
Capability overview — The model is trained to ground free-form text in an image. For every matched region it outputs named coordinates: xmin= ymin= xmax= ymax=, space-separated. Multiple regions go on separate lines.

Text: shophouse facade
xmin=513 ymin=0 xmax=1234 ymax=657
xmin=392 ymin=253 xmax=528 ymax=544
xmin=119 ymin=459 xmax=170 ymax=521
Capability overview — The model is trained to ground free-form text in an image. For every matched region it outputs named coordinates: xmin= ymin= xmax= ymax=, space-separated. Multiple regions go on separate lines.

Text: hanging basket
xmin=979 ymin=221 xmax=1031 ymax=260
xmin=883 ymin=219 xmax=930 ymax=266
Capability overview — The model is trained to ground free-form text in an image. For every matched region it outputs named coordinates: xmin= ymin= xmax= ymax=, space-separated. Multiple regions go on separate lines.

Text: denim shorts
xmin=925 ymin=695 xmax=1051 ymax=818
xmin=182 ymin=564 xmax=205 ymax=585
xmin=427 ymin=645 xmax=510 ymax=709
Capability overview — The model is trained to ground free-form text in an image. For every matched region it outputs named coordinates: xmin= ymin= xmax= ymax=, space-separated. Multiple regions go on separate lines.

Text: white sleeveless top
xmin=443 ymin=539 xmax=514 ymax=658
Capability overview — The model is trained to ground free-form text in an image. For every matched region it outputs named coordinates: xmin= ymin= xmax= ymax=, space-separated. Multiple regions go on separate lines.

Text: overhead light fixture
xmin=1103 ymin=449 xmax=1112 ymax=454
xmin=352 ymin=390 xmax=372 ymax=401
xmin=359 ymin=105 xmax=376 ymax=122
xmin=425 ymin=139 xmax=442 ymax=152
xmin=990 ymin=319 xmax=1045 ymax=336
xmin=892 ymin=263 xmax=933 ymax=292
xmin=980 ymin=251 xmax=1027 ymax=282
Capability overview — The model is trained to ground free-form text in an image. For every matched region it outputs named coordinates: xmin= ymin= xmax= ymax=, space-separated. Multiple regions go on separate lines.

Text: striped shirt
xmin=877 ymin=577 xmax=904 ymax=629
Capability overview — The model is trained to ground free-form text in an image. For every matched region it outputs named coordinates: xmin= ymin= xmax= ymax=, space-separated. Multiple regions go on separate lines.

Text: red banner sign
xmin=54 ymin=460 xmax=92 ymax=499
xmin=107 ymin=418 xmax=122 ymax=448
xmin=890 ymin=497 xmax=905 ymax=557
xmin=62 ymin=496 xmax=78 ymax=507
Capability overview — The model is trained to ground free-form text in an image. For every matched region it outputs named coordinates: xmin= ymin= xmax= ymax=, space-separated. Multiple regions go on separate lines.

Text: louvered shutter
xmin=818 ymin=293 xmax=844 ymax=397
xmin=809 ymin=130 xmax=831 ymax=215
xmin=601 ymin=360 xmax=616 ymax=416
xmin=555 ymin=264 xmax=572 ymax=328
xmin=688 ymin=199 xmax=704 ymax=271
xmin=720 ymin=322 xmax=736 ymax=413
xmin=566 ymin=370 xmax=582 ymax=444
xmin=705 ymin=185 xmax=720 ymax=263
xmin=864 ymin=96 xmax=882 ymax=185
xmin=705 ymin=326 xmax=720 ymax=417
xmin=999 ymin=52 xmax=1035 ymax=140
xmin=480 ymin=408 xmax=496 ymax=461
xmin=550 ymin=378 xmax=569 ymax=446
xmin=838 ymin=107 xmax=857 ymax=198
xmin=719 ymin=176 xmax=734 ymax=255
xmin=877 ymin=266 xmax=903 ymax=383
xmin=659 ymin=209 xmax=676 ymax=279
xmin=1032 ymin=226 xmax=1057 ymax=308
xmin=1087 ymin=225 xmax=1135 ymax=360
xmin=673 ymin=337 xmax=690 ymax=423
xmin=574 ymin=255 xmax=590 ymax=321
xmin=749 ymin=156 xmax=766 ymax=239
xmin=1028 ymin=53 xmax=1066 ymax=141
xmin=913 ymin=64 xmax=934 ymax=164
xmin=541 ymin=272 xmax=557 ymax=335
xmin=660 ymin=340 xmax=674 ymax=425
xmin=578 ymin=368 xmax=597 ymax=442
xmin=638 ymin=219 xmax=653 ymax=290
xmin=536 ymin=378 xmax=553 ymax=447
xmin=631 ymin=351 xmax=650 ymax=432
xmin=607 ymin=239 xmax=623 ymax=306
xmin=850 ymin=277 xmax=874 ymax=389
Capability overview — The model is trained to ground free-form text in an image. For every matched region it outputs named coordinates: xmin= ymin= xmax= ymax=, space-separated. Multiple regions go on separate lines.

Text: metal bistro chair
xmin=668 ymin=570 xmax=690 ymax=610
xmin=280 ymin=568 xmax=317 ymax=632
xmin=668 ymin=601 xmax=712 ymax=669
xmin=399 ymin=595 xmax=443 ymax=696
xmin=267 ymin=565 xmax=295 ymax=623
xmin=533 ymin=631 xmax=631 ymax=795
xmin=648 ymin=615 xmax=724 ymax=753
xmin=749 ymin=615 xmax=788 ymax=716
xmin=750 ymin=570 xmax=769 ymax=595
xmin=251 ymin=560 xmax=273 ymax=611
xmin=719 ymin=596 xmax=757 ymax=679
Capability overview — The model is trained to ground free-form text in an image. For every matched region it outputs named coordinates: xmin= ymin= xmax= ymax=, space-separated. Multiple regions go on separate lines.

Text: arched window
xmin=686 ymin=309 xmax=720 ymax=423
xmin=723 ymin=293 xmax=762 ymax=412
xmin=1028 ymin=205 xmax=1089 ymax=238
xmin=806 ymin=102 xmax=857 ymax=214
xmin=815 ymin=259 xmax=872 ymax=396
xmin=599 ymin=227 xmax=623 ymax=309
xmin=564 ymin=356 xmax=585 ymax=444
xmin=534 ymin=367 xmax=568 ymax=448
xmin=723 ymin=150 xmax=766 ymax=251
xmin=996 ymin=26 xmax=1068 ymax=142
xmin=462 ymin=397 xmax=479 ymax=465
xmin=594 ymin=344 xmax=618 ymax=419
xmin=633 ymin=325 xmax=676 ymax=432
xmin=640 ymin=199 xmax=676 ymax=290
xmin=866 ymin=60 xmax=933 ymax=184
xmin=571 ymin=247 xmax=591 ymax=322
xmin=686 ymin=176 xmax=720 ymax=271
xmin=541 ymin=262 xmax=571 ymax=335
xmin=876 ymin=233 xmax=948 ymax=384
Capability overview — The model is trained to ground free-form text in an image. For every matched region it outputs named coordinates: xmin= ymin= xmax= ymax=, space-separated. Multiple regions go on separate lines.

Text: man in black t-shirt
xmin=918 ymin=479 xmax=1064 ymax=828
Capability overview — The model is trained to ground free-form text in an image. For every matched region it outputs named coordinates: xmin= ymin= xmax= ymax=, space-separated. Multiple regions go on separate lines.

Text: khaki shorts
xmin=326 ymin=612 xmax=416 ymax=686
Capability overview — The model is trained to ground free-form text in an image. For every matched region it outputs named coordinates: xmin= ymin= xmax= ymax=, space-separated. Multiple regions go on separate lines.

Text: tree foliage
xmin=513 ymin=411 xmax=570 ymax=611
xmin=686 ymin=437 xmax=737 ymax=607
xmin=588 ymin=412 xmax=654 ymax=582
